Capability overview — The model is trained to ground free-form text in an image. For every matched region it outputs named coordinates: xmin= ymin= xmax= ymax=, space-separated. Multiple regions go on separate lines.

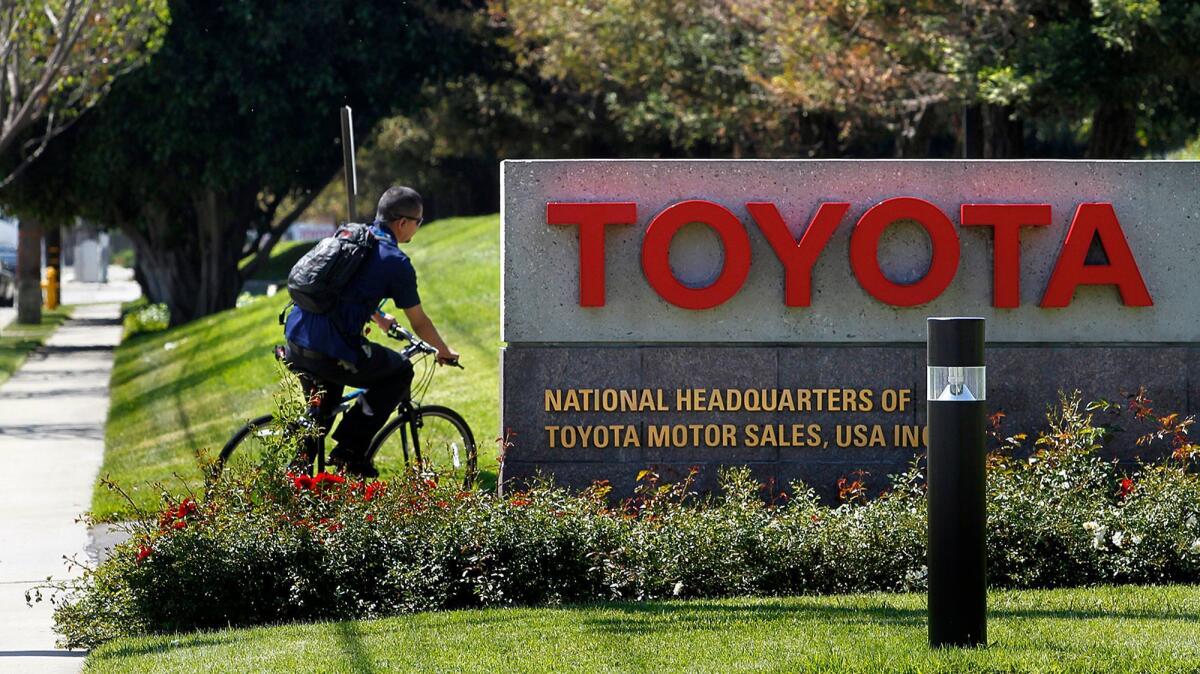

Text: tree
xmin=6 ymin=0 xmax=480 ymax=324
xmin=494 ymin=0 xmax=812 ymax=157
xmin=998 ymin=0 xmax=1200 ymax=158
xmin=0 ymin=0 xmax=166 ymax=186
xmin=493 ymin=0 xmax=959 ymax=158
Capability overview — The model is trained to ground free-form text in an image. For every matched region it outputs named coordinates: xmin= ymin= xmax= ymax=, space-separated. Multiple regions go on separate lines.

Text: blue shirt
xmin=284 ymin=223 xmax=421 ymax=363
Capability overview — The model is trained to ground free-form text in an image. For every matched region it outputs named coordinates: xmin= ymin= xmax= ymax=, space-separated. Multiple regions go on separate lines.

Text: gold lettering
xmin=623 ymin=425 xmax=641 ymax=447
xmin=790 ymin=424 xmax=807 ymax=446
xmin=778 ymin=389 xmax=794 ymax=412
xmin=620 ymin=389 xmax=637 ymax=410
xmin=600 ymin=389 xmax=617 ymax=412
xmin=744 ymin=389 xmax=762 ymax=412
xmin=559 ymin=426 xmax=577 ymax=448
xmin=708 ymin=389 xmax=725 ymax=412
xmin=648 ymin=425 xmax=670 ymax=447
xmin=796 ymin=389 xmax=811 ymax=411
xmin=807 ymin=423 xmax=822 ymax=446
xmin=858 ymin=389 xmax=874 ymax=412
xmin=744 ymin=424 xmax=760 ymax=447
xmin=869 ymin=424 xmax=886 ymax=447
xmin=563 ymin=389 xmax=580 ymax=412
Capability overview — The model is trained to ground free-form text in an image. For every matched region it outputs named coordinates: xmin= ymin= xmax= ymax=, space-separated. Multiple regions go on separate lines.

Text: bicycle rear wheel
xmin=369 ymin=405 xmax=477 ymax=489
xmin=215 ymin=414 xmax=281 ymax=476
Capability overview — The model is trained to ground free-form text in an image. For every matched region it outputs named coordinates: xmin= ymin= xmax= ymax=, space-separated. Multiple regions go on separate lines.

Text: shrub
xmin=46 ymin=391 xmax=1200 ymax=648
xmin=121 ymin=301 xmax=170 ymax=338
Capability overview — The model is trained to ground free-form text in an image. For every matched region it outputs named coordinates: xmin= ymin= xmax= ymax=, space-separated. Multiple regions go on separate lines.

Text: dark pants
xmin=286 ymin=342 xmax=414 ymax=457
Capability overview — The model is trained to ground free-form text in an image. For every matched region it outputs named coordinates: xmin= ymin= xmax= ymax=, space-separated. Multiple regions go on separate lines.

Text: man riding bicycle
xmin=283 ymin=186 xmax=459 ymax=477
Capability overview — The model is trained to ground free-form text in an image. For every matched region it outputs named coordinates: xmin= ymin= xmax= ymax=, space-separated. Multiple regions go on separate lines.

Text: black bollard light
xmin=926 ymin=317 xmax=987 ymax=648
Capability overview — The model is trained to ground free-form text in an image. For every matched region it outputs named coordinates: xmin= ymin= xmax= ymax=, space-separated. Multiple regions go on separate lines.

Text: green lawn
xmin=85 ymin=584 xmax=1200 ymax=673
xmin=243 ymin=238 xmax=320 ymax=281
xmin=0 ymin=306 xmax=72 ymax=385
xmin=95 ymin=214 xmax=500 ymax=520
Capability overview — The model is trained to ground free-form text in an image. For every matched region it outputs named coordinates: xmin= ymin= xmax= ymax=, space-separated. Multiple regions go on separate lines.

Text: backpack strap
xmin=278 ymin=300 xmax=294 ymax=326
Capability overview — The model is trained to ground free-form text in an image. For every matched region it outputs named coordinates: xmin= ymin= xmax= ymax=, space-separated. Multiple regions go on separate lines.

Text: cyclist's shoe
xmin=328 ymin=446 xmax=379 ymax=478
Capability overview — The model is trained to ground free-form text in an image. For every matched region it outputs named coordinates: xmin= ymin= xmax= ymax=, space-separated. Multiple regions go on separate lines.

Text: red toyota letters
xmin=545 ymin=198 xmax=1153 ymax=310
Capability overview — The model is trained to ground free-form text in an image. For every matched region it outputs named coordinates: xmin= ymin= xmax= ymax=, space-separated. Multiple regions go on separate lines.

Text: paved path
xmin=0 ymin=269 xmax=138 ymax=672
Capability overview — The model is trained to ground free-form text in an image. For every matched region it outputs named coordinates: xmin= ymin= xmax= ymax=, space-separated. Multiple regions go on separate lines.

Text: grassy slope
xmin=0 ymin=307 xmax=72 ymax=385
xmin=244 ymin=239 xmax=318 ymax=281
xmin=95 ymin=215 xmax=500 ymax=520
xmin=87 ymin=584 xmax=1200 ymax=673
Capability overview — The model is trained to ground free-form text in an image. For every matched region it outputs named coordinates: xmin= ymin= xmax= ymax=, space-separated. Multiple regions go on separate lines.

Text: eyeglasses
xmin=400 ymin=215 xmax=423 ymax=227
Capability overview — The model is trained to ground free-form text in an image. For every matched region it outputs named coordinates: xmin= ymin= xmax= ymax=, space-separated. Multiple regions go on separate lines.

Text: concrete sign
xmin=500 ymin=160 xmax=1200 ymax=498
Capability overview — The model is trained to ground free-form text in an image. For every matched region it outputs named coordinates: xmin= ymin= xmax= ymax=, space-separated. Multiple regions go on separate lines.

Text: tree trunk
xmin=896 ymin=107 xmax=938 ymax=158
xmin=16 ymin=216 xmax=42 ymax=324
xmin=1087 ymin=102 xmax=1137 ymax=159
xmin=962 ymin=105 xmax=984 ymax=158
xmin=122 ymin=188 xmax=255 ymax=326
xmin=983 ymin=105 xmax=1024 ymax=158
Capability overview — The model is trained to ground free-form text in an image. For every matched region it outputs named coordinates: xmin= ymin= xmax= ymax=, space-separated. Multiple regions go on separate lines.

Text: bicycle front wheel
xmin=369 ymin=405 xmax=477 ymax=489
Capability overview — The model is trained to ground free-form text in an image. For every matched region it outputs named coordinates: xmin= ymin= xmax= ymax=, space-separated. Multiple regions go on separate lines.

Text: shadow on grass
xmin=84 ymin=590 xmax=1200 ymax=666
xmin=0 ymin=309 xmax=74 ymax=381
xmin=108 ymin=348 xmax=264 ymax=421
xmin=580 ymin=600 xmax=926 ymax=636
xmin=334 ymin=620 xmax=378 ymax=674
xmin=576 ymin=595 xmax=1200 ymax=637
xmin=93 ymin=635 xmax=248 ymax=661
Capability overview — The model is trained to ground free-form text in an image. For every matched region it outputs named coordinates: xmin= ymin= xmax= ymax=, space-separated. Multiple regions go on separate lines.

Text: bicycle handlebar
xmin=386 ymin=324 xmax=464 ymax=369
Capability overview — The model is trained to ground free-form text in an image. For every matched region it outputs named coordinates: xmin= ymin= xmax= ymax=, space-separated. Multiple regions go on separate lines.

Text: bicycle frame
xmin=295 ymin=323 xmax=458 ymax=473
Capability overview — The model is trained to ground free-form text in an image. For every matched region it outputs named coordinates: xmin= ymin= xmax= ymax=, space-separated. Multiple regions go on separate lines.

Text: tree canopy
xmin=6 ymin=0 xmax=481 ymax=323
xmin=0 ymin=0 xmax=166 ymax=186
xmin=7 ymin=0 xmax=1200 ymax=325
xmin=494 ymin=0 xmax=1200 ymax=158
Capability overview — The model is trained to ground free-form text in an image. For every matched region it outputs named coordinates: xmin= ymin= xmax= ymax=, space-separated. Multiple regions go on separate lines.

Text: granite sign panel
xmin=500 ymin=160 xmax=1200 ymax=498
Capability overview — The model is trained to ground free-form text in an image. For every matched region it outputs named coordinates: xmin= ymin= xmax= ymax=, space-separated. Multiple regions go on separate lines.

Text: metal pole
xmin=927 ymin=317 xmax=987 ymax=648
xmin=340 ymin=106 xmax=358 ymax=223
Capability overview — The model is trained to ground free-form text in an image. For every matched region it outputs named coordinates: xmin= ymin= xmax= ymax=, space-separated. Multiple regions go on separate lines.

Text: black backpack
xmin=286 ymin=223 xmax=378 ymax=313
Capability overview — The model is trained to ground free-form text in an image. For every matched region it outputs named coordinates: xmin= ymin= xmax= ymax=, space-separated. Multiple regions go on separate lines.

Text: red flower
xmin=365 ymin=514 xmax=375 ymax=523
xmin=135 ymin=545 xmax=152 ymax=564
xmin=509 ymin=496 xmax=532 ymax=507
xmin=172 ymin=520 xmax=187 ymax=530
xmin=288 ymin=472 xmax=315 ymax=491
xmin=313 ymin=472 xmax=346 ymax=488
xmin=1118 ymin=478 xmax=1135 ymax=498
xmin=363 ymin=481 xmax=385 ymax=502
xmin=175 ymin=497 xmax=198 ymax=519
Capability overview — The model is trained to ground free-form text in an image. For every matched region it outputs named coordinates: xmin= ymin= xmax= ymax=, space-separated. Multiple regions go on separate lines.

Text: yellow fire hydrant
xmin=41 ymin=267 xmax=59 ymax=310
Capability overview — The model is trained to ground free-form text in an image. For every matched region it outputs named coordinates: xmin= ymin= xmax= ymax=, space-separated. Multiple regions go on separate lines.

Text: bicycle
xmin=216 ymin=323 xmax=478 ymax=488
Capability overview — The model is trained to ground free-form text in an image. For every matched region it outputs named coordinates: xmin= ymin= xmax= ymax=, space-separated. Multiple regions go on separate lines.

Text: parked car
xmin=0 ymin=245 xmax=15 ymax=307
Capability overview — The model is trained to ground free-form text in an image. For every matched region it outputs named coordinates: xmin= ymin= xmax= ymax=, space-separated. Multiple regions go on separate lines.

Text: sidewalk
xmin=0 ymin=270 xmax=138 ymax=672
